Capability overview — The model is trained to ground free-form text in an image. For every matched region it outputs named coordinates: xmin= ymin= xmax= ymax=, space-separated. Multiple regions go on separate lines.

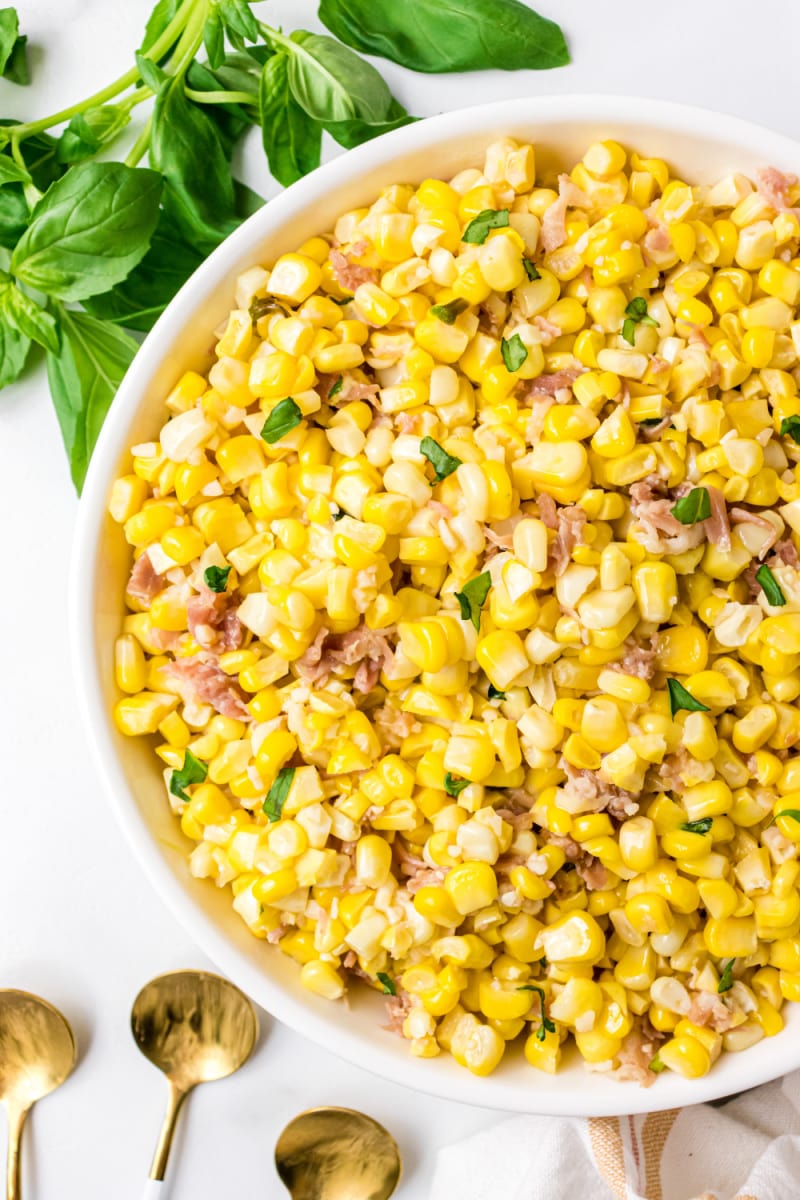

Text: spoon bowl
xmin=275 ymin=1107 xmax=402 ymax=1200
xmin=131 ymin=970 xmax=257 ymax=1193
xmin=0 ymin=990 xmax=76 ymax=1200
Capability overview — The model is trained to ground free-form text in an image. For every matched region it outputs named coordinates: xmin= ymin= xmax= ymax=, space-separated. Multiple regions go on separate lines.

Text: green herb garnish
xmin=680 ymin=818 xmax=712 ymax=834
xmin=517 ymin=983 xmax=555 ymax=1041
xmin=261 ymin=398 xmax=303 ymax=444
xmin=263 ymin=766 xmax=295 ymax=822
xmin=772 ymin=809 xmax=800 ymax=827
xmin=420 ymin=435 xmax=462 ymax=483
xmin=671 ymin=486 xmax=711 ymax=525
xmin=780 ymin=415 xmax=800 ymax=445
xmin=621 ymin=295 xmax=658 ymax=345
xmin=501 ymin=332 xmax=528 ymax=372
xmin=203 ymin=565 xmax=231 ymax=593
xmin=523 ymin=258 xmax=540 ymax=280
xmin=462 ymin=208 xmax=509 ymax=244
xmin=718 ymin=958 xmax=735 ymax=994
xmin=444 ymin=773 xmax=469 ymax=797
xmin=667 ymin=678 xmax=711 ymax=717
xmin=488 ymin=684 xmax=506 ymax=701
xmin=328 ymin=375 xmax=344 ymax=398
xmin=377 ymin=972 xmax=397 ymax=996
xmin=430 ymin=298 xmax=469 ymax=324
xmin=332 ymin=506 xmax=346 ymax=521
xmin=756 ymin=564 xmax=786 ymax=607
xmin=649 ymin=1054 xmax=665 ymax=1074
xmin=455 ymin=571 xmax=491 ymax=630
xmin=0 ymin=8 xmax=28 ymax=84
xmin=169 ymin=749 xmax=208 ymax=803
xmin=249 ymin=296 xmax=290 ymax=322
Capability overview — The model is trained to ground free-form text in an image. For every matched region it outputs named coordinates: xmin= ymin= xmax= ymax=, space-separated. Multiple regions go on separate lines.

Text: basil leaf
xmin=328 ymin=376 xmax=343 ymax=398
xmin=204 ymin=565 xmax=231 ymax=593
xmin=756 ymin=564 xmax=786 ymax=607
xmin=649 ymin=1054 xmax=665 ymax=1074
xmin=46 ymin=308 xmax=137 ymax=492
xmin=324 ymin=98 xmax=415 ymax=149
xmin=0 ymin=279 xmax=60 ymax=353
xmin=667 ymin=678 xmax=710 ymax=718
xmin=5 ymin=128 xmax=65 ymax=192
xmin=0 ymin=8 xmax=26 ymax=83
xmin=318 ymin=0 xmax=569 ymax=73
xmin=259 ymin=52 xmax=322 ymax=187
xmin=488 ymin=684 xmax=506 ymax=701
xmin=169 ymin=748 xmax=208 ymax=803
xmin=621 ymin=317 xmax=637 ymax=346
xmin=261 ymin=397 xmax=302 ymax=443
xmin=523 ymin=258 xmax=540 ymax=280
xmin=670 ymin=487 xmax=711 ymax=525
xmin=717 ymin=958 xmax=735 ymax=994
xmin=455 ymin=571 xmax=491 ymax=631
xmin=56 ymin=104 xmax=131 ymax=165
xmin=430 ymin=298 xmax=468 ymax=325
xmin=780 ymin=415 xmax=800 ymax=446
xmin=249 ymin=296 xmax=290 ymax=322
xmin=83 ymin=208 xmax=203 ymax=332
xmin=376 ymin=971 xmax=396 ymax=995
xmin=263 ymin=766 xmax=295 ymax=822
xmin=420 ymin=436 xmax=461 ymax=483
xmin=516 ymin=983 xmax=555 ymax=1041
xmin=217 ymin=0 xmax=260 ymax=44
xmin=680 ymin=818 xmax=712 ymax=834
xmin=774 ymin=809 xmax=800 ymax=826
xmin=11 ymin=162 xmax=162 ymax=302
xmin=626 ymin=297 xmax=649 ymax=319
xmin=0 ymin=313 xmax=29 ymax=388
xmin=0 ymin=185 xmax=28 ymax=249
xmin=462 ymin=208 xmax=509 ymax=244
xmin=501 ymin=332 xmax=528 ymax=372
xmin=151 ymin=75 xmax=239 ymax=256
xmin=0 ymin=155 xmax=29 ymax=187
xmin=622 ymin=296 xmax=658 ymax=345
xmin=444 ymin=773 xmax=469 ymax=797
xmin=286 ymin=31 xmax=393 ymax=125
xmin=139 ymin=0 xmax=181 ymax=53
xmin=203 ymin=7 xmax=225 ymax=70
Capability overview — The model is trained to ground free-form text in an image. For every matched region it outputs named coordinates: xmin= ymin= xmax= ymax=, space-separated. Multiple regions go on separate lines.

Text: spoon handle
xmin=5 ymin=1103 xmax=28 ymax=1200
xmin=148 ymin=1080 xmax=189 ymax=1182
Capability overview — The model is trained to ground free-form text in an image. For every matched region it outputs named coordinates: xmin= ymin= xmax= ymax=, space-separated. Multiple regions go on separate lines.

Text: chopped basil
xmin=523 ymin=258 xmax=540 ymax=281
xmin=670 ymin=486 xmax=711 ymax=525
xmin=261 ymin=397 xmax=302 ymax=444
xmin=377 ymin=972 xmax=397 ymax=996
xmin=756 ymin=564 xmax=786 ymax=607
xmin=420 ymin=435 xmax=462 ymax=483
xmin=501 ymin=332 xmax=528 ymax=372
xmin=461 ymin=207 xmax=509 ymax=245
xmin=680 ymin=818 xmax=712 ymax=834
xmin=430 ymin=297 xmax=469 ymax=324
xmin=667 ymin=678 xmax=711 ymax=717
xmin=621 ymin=295 xmax=658 ymax=346
xmin=717 ymin=958 xmax=735 ymax=994
xmin=780 ymin=415 xmax=800 ymax=445
xmin=488 ymin=684 xmax=506 ymax=701
xmin=263 ymin=766 xmax=295 ymax=822
xmin=455 ymin=571 xmax=491 ymax=630
xmin=444 ymin=772 xmax=469 ymax=797
xmin=517 ymin=983 xmax=555 ymax=1042
xmin=328 ymin=375 xmax=344 ymax=398
xmin=332 ymin=506 xmax=346 ymax=521
xmin=249 ymin=296 xmax=290 ymax=322
xmin=649 ymin=1054 xmax=665 ymax=1074
xmin=203 ymin=565 xmax=231 ymax=593
xmin=169 ymin=749 xmax=208 ymax=803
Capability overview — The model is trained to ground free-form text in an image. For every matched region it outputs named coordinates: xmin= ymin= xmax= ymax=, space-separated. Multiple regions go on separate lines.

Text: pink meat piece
xmin=329 ymin=242 xmax=379 ymax=292
xmin=730 ymin=508 xmax=779 ymax=560
xmin=504 ymin=787 xmax=538 ymax=812
xmin=405 ymin=867 xmax=447 ymax=894
xmin=319 ymin=371 xmax=380 ymax=405
xmin=658 ymin=748 xmax=690 ymax=793
xmin=428 ymin=499 xmax=453 ymax=519
xmin=187 ymin=586 xmax=244 ymax=651
xmin=612 ymin=640 xmax=657 ymax=681
xmin=167 ymin=654 xmax=251 ymax=720
xmin=704 ymin=486 xmax=731 ymax=552
xmin=126 ymin=550 xmax=164 ymax=605
xmin=534 ymin=314 xmax=561 ymax=344
xmin=384 ymin=992 xmax=413 ymax=1034
xmin=755 ymin=166 xmax=798 ymax=212
xmin=644 ymin=223 xmax=671 ymax=255
xmin=478 ymin=300 xmax=502 ymax=335
xmin=373 ymin=704 xmax=420 ymax=750
xmin=540 ymin=174 xmax=590 ymax=253
xmin=550 ymin=504 xmax=587 ymax=576
xmin=562 ymin=763 xmax=639 ymax=820
xmin=575 ymin=857 xmax=608 ymax=891
xmin=686 ymin=991 xmax=735 ymax=1033
xmin=629 ymin=480 xmax=705 ymax=555
xmin=396 ymin=411 xmax=421 ymax=434
xmin=295 ymin=622 xmax=394 ymax=694
xmin=525 ymin=394 xmax=555 ymax=442
xmin=493 ymin=807 xmax=536 ymax=831
xmin=529 ymin=368 xmax=581 ymax=396
xmin=266 ymin=924 xmax=288 ymax=945
xmin=613 ymin=1029 xmax=660 ymax=1088
xmin=537 ymin=492 xmax=558 ymax=530
xmin=773 ymin=537 xmax=800 ymax=568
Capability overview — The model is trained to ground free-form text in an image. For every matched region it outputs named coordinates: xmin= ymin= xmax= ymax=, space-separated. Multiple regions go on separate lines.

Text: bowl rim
xmin=71 ymin=93 xmax=800 ymax=1116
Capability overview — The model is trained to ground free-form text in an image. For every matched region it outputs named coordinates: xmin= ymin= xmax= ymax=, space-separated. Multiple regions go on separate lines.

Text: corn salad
xmin=111 ymin=137 xmax=800 ymax=1085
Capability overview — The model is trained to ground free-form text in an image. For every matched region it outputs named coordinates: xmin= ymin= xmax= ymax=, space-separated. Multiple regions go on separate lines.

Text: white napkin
xmin=430 ymin=1075 xmax=800 ymax=1200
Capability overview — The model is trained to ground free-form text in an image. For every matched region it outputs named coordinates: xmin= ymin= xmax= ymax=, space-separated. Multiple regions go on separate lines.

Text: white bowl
xmin=71 ymin=95 xmax=800 ymax=1116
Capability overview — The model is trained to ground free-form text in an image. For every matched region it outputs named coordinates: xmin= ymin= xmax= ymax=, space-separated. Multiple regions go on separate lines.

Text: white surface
xmin=73 ymin=92 xmax=800 ymax=1116
xmin=2 ymin=1 xmax=800 ymax=1196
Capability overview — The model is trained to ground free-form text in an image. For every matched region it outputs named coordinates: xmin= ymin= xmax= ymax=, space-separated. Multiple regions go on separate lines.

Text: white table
xmin=3 ymin=1 xmax=800 ymax=1195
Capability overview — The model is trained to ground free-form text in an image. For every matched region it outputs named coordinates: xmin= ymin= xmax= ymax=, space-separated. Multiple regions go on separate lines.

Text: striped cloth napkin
xmin=430 ymin=1076 xmax=800 ymax=1200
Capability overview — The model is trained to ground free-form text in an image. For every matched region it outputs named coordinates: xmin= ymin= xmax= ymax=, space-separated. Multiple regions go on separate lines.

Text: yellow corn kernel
xmin=109 ymin=474 xmax=149 ymax=524
xmin=300 ymin=959 xmax=345 ymax=1000
xmin=475 ymin=631 xmax=529 ymax=691
xmin=114 ymin=692 xmax=178 ymax=736
xmin=444 ymin=862 xmax=498 ymax=915
xmin=657 ymin=1034 xmax=711 ymax=1079
xmin=114 ymin=634 xmax=147 ymax=694
xmin=537 ymin=911 xmax=605 ymax=965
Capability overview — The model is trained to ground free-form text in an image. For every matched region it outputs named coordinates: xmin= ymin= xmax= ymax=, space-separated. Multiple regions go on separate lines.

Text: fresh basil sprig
xmin=169 ymin=748 xmax=208 ymax=802
xmin=420 ymin=436 xmax=462 ymax=483
xmin=204 ymin=565 xmax=231 ymax=592
xmin=263 ymin=766 xmax=295 ymax=822
xmin=0 ymin=7 xmax=28 ymax=84
xmin=501 ymin=332 xmax=528 ymax=371
xmin=671 ymin=487 xmax=711 ymax=525
xmin=462 ymin=208 xmax=509 ymax=244
xmin=756 ymin=564 xmax=786 ymax=607
xmin=455 ymin=572 xmax=491 ymax=630
xmin=261 ymin=397 xmax=303 ymax=443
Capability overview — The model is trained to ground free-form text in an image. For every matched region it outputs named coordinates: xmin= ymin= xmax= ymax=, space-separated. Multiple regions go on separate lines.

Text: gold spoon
xmin=0 ymin=990 xmax=76 ymax=1200
xmin=131 ymin=969 xmax=258 ymax=1196
xmin=275 ymin=1107 xmax=402 ymax=1200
